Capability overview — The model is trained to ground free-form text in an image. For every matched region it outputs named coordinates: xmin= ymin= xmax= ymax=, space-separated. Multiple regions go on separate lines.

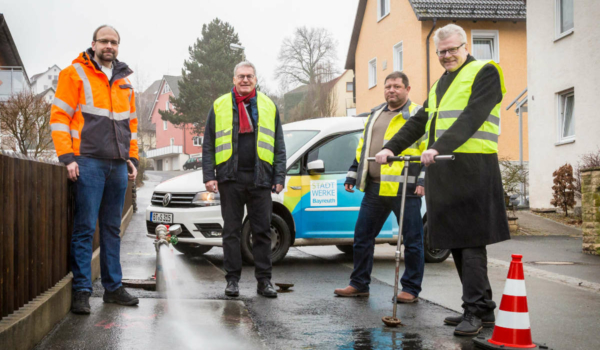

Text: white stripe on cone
xmin=495 ymin=310 xmax=531 ymax=330
xmin=502 ymin=279 xmax=527 ymax=297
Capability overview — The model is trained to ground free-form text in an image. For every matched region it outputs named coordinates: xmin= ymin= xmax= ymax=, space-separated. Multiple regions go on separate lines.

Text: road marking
xmin=203 ymin=256 xmax=227 ymax=276
xmin=488 ymin=258 xmax=600 ymax=295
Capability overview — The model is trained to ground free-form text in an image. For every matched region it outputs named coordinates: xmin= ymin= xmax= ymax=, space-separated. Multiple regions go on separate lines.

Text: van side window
xmin=287 ymin=160 xmax=301 ymax=175
xmin=306 ymin=131 xmax=361 ymax=174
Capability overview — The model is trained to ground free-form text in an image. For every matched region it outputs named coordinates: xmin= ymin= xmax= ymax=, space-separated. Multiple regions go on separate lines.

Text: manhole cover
xmin=122 ymin=279 xmax=156 ymax=290
xmin=530 ymin=261 xmax=575 ymax=265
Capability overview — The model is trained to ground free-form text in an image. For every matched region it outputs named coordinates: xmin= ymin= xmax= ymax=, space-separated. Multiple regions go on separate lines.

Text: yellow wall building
xmin=346 ymin=0 xmax=528 ymax=161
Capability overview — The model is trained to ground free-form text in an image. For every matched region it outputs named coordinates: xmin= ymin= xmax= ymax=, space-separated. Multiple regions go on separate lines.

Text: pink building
xmin=146 ymin=75 xmax=203 ymax=171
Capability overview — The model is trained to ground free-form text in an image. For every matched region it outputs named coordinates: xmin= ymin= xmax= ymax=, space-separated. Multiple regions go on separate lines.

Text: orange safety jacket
xmin=50 ymin=48 xmax=138 ymax=166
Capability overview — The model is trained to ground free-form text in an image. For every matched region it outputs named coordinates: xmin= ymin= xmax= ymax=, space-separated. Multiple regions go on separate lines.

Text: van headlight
xmin=192 ymin=192 xmax=221 ymax=206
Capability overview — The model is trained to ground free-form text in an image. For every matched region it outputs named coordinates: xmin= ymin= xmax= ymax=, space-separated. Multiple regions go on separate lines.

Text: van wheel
xmin=423 ymin=222 xmax=451 ymax=263
xmin=173 ymin=243 xmax=213 ymax=257
xmin=336 ymin=245 xmax=353 ymax=255
xmin=241 ymin=213 xmax=291 ymax=264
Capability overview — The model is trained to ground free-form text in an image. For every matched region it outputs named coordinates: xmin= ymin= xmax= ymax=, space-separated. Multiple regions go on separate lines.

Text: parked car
xmin=183 ymin=157 xmax=202 ymax=170
xmin=146 ymin=116 xmax=450 ymax=263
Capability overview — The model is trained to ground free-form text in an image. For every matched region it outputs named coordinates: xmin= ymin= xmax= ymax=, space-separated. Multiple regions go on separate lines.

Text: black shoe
xmin=444 ymin=311 xmax=495 ymax=328
xmin=72 ymin=291 xmax=91 ymax=314
xmin=257 ymin=280 xmax=278 ymax=298
xmin=225 ymin=281 xmax=239 ymax=297
xmin=103 ymin=286 xmax=139 ymax=306
xmin=454 ymin=310 xmax=483 ymax=336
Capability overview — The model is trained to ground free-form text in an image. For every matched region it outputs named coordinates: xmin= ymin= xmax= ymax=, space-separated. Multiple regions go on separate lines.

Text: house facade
xmin=29 ymin=65 xmax=61 ymax=94
xmin=332 ymin=70 xmax=357 ymax=116
xmin=346 ymin=0 xmax=528 ymax=161
xmin=136 ymin=79 xmax=161 ymax=158
xmin=0 ymin=14 xmax=31 ymax=150
xmin=526 ymin=0 xmax=600 ymax=210
xmin=146 ymin=75 xmax=203 ymax=171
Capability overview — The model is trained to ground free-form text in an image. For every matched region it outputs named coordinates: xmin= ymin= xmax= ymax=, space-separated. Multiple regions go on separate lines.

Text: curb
xmin=0 ymin=206 xmax=133 ymax=350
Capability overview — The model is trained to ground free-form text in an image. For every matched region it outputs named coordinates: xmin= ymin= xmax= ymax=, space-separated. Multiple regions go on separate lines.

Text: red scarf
xmin=233 ymin=87 xmax=256 ymax=134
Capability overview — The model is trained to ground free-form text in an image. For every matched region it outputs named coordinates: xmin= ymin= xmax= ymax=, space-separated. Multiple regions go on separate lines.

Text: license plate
xmin=151 ymin=212 xmax=173 ymax=223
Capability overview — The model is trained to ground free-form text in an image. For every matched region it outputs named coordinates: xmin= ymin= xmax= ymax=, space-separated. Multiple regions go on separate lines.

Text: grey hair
xmin=433 ymin=24 xmax=467 ymax=48
xmin=233 ymin=61 xmax=257 ymax=77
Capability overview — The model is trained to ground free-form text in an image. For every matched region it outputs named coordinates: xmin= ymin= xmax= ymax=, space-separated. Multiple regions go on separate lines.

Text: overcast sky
xmin=2 ymin=0 xmax=359 ymax=94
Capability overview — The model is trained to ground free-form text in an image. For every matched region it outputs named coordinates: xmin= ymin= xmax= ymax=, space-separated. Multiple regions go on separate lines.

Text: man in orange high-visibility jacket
xmin=50 ymin=25 xmax=139 ymax=315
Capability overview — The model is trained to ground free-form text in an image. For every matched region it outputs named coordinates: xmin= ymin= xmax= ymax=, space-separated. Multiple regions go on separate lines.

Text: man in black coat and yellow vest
xmin=376 ymin=24 xmax=510 ymax=336
xmin=203 ymin=61 xmax=286 ymax=298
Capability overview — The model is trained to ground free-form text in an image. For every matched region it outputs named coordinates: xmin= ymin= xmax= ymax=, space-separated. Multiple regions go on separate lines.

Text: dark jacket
xmin=202 ymin=91 xmax=286 ymax=188
xmin=384 ymin=55 xmax=510 ymax=249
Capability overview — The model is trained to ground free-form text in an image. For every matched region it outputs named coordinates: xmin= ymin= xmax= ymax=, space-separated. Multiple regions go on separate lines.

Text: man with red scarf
xmin=203 ymin=61 xmax=286 ymax=298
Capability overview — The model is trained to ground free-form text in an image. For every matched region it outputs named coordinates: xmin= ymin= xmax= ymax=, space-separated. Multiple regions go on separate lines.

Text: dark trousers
xmin=350 ymin=182 xmax=424 ymax=296
xmin=219 ymin=181 xmax=273 ymax=283
xmin=451 ymin=246 xmax=496 ymax=316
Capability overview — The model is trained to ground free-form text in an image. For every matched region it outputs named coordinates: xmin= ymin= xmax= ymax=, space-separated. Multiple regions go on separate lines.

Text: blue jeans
xmin=350 ymin=182 xmax=424 ymax=297
xmin=71 ymin=157 xmax=128 ymax=293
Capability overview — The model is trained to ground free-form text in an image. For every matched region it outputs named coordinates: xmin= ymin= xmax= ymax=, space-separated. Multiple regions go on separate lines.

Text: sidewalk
xmin=516 ymin=210 xmax=582 ymax=236
xmin=35 ymin=173 xmax=265 ymax=350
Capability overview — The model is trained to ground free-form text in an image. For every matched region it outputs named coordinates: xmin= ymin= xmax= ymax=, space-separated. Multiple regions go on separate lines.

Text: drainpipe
xmin=426 ymin=19 xmax=437 ymax=93
xmin=352 ymin=75 xmax=356 ymax=104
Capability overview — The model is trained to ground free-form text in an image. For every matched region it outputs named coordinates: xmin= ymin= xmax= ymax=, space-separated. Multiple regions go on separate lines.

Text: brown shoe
xmin=334 ymin=285 xmax=369 ymax=297
xmin=395 ymin=291 xmax=419 ymax=303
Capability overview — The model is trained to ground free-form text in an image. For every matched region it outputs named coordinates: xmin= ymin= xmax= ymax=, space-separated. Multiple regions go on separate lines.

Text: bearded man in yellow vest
xmin=202 ymin=61 xmax=286 ymax=299
xmin=376 ymin=24 xmax=510 ymax=337
xmin=335 ymin=72 xmax=426 ymax=303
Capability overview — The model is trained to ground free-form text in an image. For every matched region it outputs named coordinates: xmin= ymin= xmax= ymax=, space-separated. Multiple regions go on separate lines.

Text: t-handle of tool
xmin=366 ymin=155 xmax=455 ymax=162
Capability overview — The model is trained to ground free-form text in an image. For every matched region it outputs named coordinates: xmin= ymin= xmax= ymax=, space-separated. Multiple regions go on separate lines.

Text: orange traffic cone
xmin=473 ymin=254 xmax=551 ymax=350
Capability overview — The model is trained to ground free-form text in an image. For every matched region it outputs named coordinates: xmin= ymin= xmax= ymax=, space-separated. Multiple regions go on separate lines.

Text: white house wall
xmin=527 ymin=0 xmax=600 ymax=209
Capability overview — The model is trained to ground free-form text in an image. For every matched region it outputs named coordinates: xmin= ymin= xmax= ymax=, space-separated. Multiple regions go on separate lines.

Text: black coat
xmin=385 ymin=56 xmax=510 ymax=249
xmin=202 ymin=92 xmax=286 ymax=188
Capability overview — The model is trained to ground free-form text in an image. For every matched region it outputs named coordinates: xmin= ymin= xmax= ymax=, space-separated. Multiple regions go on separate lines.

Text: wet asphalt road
xmin=139 ymin=172 xmax=488 ymax=349
xmin=35 ymin=171 xmax=599 ymax=349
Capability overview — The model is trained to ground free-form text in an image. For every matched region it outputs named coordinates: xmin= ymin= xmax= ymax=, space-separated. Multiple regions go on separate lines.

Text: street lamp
xmin=229 ymin=43 xmax=246 ymax=60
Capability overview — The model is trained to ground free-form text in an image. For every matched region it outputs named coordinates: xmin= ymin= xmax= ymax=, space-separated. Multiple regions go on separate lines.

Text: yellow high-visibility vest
xmin=353 ymin=102 xmax=423 ymax=196
xmin=213 ymin=91 xmax=277 ymax=165
xmin=424 ymin=60 xmax=506 ymax=154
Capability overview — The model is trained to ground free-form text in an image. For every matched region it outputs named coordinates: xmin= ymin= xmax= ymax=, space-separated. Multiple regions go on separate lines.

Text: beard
xmin=97 ymin=50 xmax=116 ymax=62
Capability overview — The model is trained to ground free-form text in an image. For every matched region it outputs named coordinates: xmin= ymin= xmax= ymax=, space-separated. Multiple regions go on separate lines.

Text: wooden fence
xmin=0 ymin=152 xmax=132 ymax=321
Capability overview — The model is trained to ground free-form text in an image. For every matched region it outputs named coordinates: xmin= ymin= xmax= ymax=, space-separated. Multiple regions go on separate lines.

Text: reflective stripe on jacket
xmin=347 ymin=100 xmax=425 ymax=197
xmin=424 ymin=60 xmax=506 ymax=154
xmin=50 ymin=48 xmax=138 ymax=166
xmin=213 ymin=91 xmax=277 ymax=165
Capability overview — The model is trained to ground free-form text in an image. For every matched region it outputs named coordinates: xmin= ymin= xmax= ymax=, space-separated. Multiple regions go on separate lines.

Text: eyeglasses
xmin=236 ymin=74 xmax=255 ymax=81
xmin=436 ymin=43 xmax=465 ymax=57
xmin=95 ymin=39 xmax=119 ymax=46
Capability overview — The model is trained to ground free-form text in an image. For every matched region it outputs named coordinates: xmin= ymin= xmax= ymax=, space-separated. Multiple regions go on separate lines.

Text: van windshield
xmin=283 ymin=130 xmax=319 ymax=158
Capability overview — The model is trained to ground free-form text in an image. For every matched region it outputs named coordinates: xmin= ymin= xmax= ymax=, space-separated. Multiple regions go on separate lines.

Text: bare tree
xmin=314 ymin=69 xmax=338 ymax=117
xmin=574 ymin=146 xmax=600 ymax=198
xmin=275 ymin=27 xmax=338 ymax=89
xmin=0 ymin=90 xmax=53 ymax=157
xmin=257 ymin=81 xmax=286 ymax=120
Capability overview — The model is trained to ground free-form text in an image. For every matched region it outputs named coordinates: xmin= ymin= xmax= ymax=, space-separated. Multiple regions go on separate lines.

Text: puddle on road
xmin=337 ymin=328 xmax=423 ymax=350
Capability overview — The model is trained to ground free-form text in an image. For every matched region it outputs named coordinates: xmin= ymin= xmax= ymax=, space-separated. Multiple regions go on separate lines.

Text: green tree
xmin=160 ymin=18 xmax=244 ymax=133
